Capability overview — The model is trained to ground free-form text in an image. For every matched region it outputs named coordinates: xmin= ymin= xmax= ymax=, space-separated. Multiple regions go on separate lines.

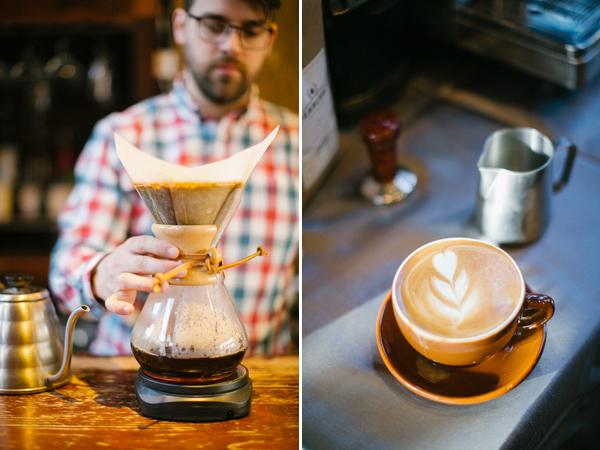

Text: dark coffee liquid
xmin=135 ymin=182 xmax=243 ymax=225
xmin=132 ymin=345 xmax=247 ymax=383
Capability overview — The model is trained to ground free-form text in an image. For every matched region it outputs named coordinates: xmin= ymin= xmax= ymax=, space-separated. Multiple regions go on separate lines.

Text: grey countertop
xmin=302 ymin=45 xmax=600 ymax=449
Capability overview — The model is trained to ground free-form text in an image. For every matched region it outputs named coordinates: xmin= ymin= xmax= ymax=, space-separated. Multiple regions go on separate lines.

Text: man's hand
xmin=92 ymin=236 xmax=185 ymax=315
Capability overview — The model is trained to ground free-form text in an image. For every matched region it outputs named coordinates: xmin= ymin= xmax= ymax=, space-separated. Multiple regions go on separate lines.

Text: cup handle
xmin=518 ymin=288 xmax=555 ymax=330
xmin=553 ymin=137 xmax=577 ymax=192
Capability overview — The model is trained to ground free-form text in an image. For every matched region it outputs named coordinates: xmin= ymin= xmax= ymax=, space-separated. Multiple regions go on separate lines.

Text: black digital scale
xmin=135 ymin=365 xmax=252 ymax=422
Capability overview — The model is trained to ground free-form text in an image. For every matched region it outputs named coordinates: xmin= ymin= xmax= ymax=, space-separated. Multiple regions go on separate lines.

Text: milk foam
xmin=397 ymin=240 xmax=521 ymax=338
xmin=132 ymin=285 xmax=247 ymax=358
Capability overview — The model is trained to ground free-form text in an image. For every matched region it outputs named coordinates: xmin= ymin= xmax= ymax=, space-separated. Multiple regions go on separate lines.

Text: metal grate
xmin=528 ymin=0 xmax=600 ymax=23
xmin=527 ymin=0 xmax=600 ymax=43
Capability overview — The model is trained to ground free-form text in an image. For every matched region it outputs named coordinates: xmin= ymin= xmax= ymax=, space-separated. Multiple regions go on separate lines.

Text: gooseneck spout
xmin=44 ymin=305 xmax=90 ymax=384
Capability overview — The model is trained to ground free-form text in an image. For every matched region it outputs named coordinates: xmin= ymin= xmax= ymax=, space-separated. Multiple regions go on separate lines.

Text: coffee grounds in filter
xmin=136 ymin=184 xmax=177 ymax=224
xmin=135 ymin=182 xmax=242 ymax=225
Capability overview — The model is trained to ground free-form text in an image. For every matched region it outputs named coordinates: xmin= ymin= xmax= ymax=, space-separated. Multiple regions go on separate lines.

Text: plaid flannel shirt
xmin=49 ymin=79 xmax=299 ymax=356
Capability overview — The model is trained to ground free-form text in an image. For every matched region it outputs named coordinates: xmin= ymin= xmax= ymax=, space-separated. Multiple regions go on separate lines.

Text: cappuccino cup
xmin=392 ymin=237 xmax=554 ymax=366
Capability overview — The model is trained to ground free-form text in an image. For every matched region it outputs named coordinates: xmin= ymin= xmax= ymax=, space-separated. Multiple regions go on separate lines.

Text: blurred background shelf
xmin=0 ymin=0 xmax=161 ymax=294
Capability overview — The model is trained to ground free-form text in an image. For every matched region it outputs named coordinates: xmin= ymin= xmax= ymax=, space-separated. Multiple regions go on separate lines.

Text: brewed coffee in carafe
xmin=131 ymin=275 xmax=248 ymax=382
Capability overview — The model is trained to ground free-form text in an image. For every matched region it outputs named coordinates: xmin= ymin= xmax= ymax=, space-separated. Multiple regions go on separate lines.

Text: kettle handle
xmin=553 ymin=138 xmax=577 ymax=192
xmin=44 ymin=305 xmax=90 ymax=384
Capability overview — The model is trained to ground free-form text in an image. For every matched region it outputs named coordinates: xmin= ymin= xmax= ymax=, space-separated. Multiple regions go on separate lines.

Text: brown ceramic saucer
xmin=376 ymin=291 xmax=547 ymax=405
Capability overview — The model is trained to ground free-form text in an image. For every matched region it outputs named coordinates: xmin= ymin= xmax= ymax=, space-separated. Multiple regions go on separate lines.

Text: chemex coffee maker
xmin=114 ymin=128 xmax=278 ymax=422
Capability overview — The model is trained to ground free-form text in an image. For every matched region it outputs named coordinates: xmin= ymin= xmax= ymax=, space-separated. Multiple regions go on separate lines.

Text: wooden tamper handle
xmin=359 ymin=110 xmax=401 ymax=184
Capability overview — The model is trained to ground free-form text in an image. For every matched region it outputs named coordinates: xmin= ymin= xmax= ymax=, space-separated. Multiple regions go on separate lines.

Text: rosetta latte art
xmin=398 ymin=239 xmax=522 ymax=338
xmin=428 ymin=250 xmax=477 ymax=326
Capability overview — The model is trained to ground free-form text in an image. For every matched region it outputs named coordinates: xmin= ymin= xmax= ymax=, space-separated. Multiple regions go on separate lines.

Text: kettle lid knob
xmin=4 ymin=274 xmax=34 ymax=289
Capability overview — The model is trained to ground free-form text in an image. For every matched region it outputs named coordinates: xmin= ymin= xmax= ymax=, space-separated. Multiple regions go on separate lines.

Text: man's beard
xmin=193 ymin=57 xmax=250 ymax=105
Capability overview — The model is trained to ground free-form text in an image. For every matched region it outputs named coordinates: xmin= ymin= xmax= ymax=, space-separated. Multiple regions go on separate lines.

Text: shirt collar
xmin=171 ymin=75 xmax=260 ymax=123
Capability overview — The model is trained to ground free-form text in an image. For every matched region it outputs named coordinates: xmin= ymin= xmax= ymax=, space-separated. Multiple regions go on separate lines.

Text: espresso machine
xmin=114 ymin=129 xmax=277 ymax=422
xmin=412 ymin=0 xmax=600 ymax=90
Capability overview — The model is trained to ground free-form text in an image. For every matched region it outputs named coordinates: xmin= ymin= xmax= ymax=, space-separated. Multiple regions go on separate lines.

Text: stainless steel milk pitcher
xmin=476 ymin=127 xmax=576 ymax=245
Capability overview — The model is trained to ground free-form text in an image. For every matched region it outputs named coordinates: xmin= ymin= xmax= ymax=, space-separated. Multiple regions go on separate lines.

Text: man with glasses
xmin=50 ymin=0 xmax=298 ymax=357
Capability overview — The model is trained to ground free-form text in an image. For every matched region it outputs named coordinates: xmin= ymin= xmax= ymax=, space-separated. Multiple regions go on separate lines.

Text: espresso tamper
xmin=359 ymin=110 xmax=417 ymax=205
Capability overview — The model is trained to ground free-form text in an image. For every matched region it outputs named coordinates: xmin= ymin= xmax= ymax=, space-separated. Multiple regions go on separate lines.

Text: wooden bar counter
xmin=0 ymin=354 xmax=299 ymax=449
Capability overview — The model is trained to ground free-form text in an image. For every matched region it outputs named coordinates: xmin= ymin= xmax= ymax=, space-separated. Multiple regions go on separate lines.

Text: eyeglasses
xmin=187 ymin=14 xmax=274 ymax=51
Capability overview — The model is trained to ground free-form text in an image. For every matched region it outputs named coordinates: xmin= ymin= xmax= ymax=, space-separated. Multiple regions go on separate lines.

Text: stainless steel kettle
xmin=0 ymin=274 xmax=89 ymax=394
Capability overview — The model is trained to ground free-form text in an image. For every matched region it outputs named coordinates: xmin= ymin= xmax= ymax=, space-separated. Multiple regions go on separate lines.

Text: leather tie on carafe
xmin=152 ymin=246 xmax=268 ymax=292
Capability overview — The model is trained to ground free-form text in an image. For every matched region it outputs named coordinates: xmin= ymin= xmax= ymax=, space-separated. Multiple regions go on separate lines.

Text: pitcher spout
xmin=44 ymin=305 xmax=90 ymax=384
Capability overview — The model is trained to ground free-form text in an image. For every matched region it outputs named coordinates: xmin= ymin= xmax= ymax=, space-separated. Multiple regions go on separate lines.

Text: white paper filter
xmin=114 ymin=126 xmax=279 ymax=185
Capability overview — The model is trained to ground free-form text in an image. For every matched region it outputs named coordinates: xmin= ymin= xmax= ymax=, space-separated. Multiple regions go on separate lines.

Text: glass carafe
xmin=131 ymin=273 xmax=248 ymax=383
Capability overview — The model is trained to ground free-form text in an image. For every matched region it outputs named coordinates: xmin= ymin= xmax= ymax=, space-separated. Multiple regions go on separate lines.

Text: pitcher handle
xmin=553 ymin=137 xmax=577 ymax=192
